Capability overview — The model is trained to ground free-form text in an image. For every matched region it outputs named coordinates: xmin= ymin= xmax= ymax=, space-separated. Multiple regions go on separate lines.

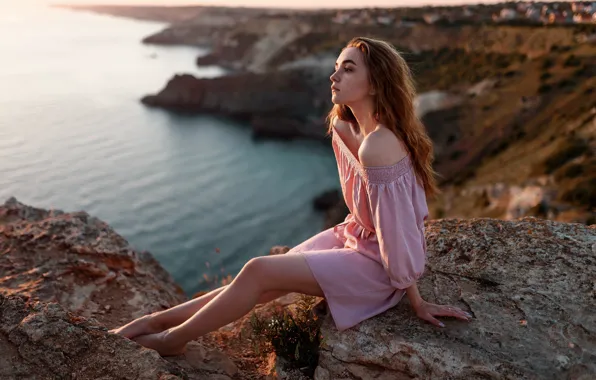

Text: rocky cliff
xmin=0 ymin=197 xmax=273 ymax=379
xmin=140 ymin=69 xmax=332 ymax=141
xmin=1 ymin=198 xmax=594 ymax=379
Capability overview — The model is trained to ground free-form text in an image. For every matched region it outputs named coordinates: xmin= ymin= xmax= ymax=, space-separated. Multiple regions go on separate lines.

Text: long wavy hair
xmin=326 ymin=37 xmax=440 ymax=198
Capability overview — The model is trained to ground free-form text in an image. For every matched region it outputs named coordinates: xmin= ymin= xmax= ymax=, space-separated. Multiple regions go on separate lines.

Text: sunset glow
xmin=11 ymin=0 xmax=546 ymax=11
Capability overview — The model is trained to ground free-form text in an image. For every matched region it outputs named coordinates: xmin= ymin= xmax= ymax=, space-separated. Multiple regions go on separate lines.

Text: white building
xmin=423 ymin=13 xmax=442 ymax=24
xmin=377 ymin=15 xmax=393 ymax=25
xmin=526 ymin=7 xmax=541 ymax=20
xmin=517 ymin=3 xmax=530 ymax=12
xmin=571 ymin=2 xmax=584 ymax=13
xmin=500 ymin=9 xmax=517 ymax=20
xmin=331 ymin=12 xmax=351 ymax=24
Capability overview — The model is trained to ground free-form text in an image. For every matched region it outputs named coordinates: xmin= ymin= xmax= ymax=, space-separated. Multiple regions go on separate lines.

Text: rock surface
xmin=0 ymin=197 xmax=272 ymax=379
xmin=0 ymin=196 xmax=187 ymax=327
xmin=2 ymin=197 xmax=595 ymax=379
xmin=315 ymin=217 xmax=596 ymax=380
xmin=0 ymin=293 xmax=188 ymax=380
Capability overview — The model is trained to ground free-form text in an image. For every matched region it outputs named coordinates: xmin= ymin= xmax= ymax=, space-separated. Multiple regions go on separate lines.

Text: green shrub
xmin=538 ymin=83 xmax=552 ymax=94
xmin=450 ymin=150 xmax=464 ymax=161
xmin=573 ymin=64 xmax=593 ymax=78
xmin=250 ymin=295 xmax=323 ymax=377
xmin=563 ymin=55 xmax=582 ymax=68
xmin=564 ymin=164 xmax=584 ymax=178
xmin=558 ymin=78 xmax=577 ymax=89
xmin=540 ymin=72 xmax=552 ymax=81
xmin=542 ymin=58 xmax=556 ymax=70
xmin=560 ymin=178 xmax=596 ymax=208
xmin=493 ymin=140 xmax=510 ymax=155
xmin=544 ymin=138 xmax=590 ymax=174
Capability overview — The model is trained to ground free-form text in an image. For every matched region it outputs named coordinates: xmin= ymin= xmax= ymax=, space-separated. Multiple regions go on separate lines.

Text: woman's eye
xmin=344 ymin=67 xmax=353 ymax=72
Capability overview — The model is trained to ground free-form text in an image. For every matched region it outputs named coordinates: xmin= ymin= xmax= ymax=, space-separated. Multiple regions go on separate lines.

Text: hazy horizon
xmin=14 ymin=0 xmax=561 ymax=11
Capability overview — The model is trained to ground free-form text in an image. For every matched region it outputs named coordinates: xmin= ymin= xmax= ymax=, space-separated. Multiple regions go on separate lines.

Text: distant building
xmin=571 ymin=2 xmax=585 ymax=13
xmin=517 ymin=3 xmax=530 ymax=12
xmin=376 ymin=15 xmax=393 ymax=25
xmin=549 ymin=12 xmax=573 ymax=24
xmin=331 ymin=12 xmax=350 ymax=24
xmin=423 ymin=13 xmax=442 ymax=24
xmin=396 ymin=19 xmax=417 ymax=28
xmin=499 ymin=9 xmax=517 ymax=20
xmin=573 ymin=13 xmax=594 ymax=23
xmin=526 ymin=7 xmax=541 ymax=21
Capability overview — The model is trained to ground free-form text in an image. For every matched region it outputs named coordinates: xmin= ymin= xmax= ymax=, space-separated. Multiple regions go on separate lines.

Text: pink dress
xmin=290 ymin=126 xmax=429 ymax=331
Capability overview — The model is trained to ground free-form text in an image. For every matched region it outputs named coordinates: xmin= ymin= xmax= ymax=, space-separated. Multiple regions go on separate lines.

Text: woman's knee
xmin=242 ymin=256 xmax=267 ymax=275
xmin=235 ymin=256 xmax=269 ymax=288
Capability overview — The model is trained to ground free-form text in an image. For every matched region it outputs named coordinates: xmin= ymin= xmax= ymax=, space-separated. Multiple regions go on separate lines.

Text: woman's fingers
xmin=444 ymin=307 xmax=471 ymax=321
xmin=417 ymin=304 xmax=474 ymax=328
xmin=422 ymin=314 xmax=445 ymax=328
xmin=434 ymin=305 xmax=472 ymax=321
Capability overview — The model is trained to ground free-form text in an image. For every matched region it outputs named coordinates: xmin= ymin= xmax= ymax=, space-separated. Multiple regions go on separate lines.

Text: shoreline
xmin=57 ymin=4 xmax=596 ymax=226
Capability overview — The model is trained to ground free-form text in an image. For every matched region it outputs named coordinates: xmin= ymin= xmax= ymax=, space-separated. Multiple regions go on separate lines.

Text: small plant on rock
xmin=249 ymin=295 xmax=324 ymax=377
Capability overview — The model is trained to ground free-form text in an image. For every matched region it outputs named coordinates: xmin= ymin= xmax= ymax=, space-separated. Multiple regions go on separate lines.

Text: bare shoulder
xmin=331 ymin=115 xmax=350 ymax=134
xmin=359 ymin=127 xmax=408 ymax=167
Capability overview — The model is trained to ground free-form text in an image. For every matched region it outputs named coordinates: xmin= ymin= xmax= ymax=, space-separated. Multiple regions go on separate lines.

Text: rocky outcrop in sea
xmin=141 ymin=69 xmax=332 ymax=141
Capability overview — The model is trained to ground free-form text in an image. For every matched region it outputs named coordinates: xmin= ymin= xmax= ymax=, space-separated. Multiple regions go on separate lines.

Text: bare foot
xmin=133 ymin=330 xmax=187 ymax=357
xmin=109 ymin=314 xmax=163 ymax=340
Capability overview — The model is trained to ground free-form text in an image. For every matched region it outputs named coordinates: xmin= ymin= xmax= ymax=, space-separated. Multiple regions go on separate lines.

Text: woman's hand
xmin=413 ymin=300 xmax=472 ymax=327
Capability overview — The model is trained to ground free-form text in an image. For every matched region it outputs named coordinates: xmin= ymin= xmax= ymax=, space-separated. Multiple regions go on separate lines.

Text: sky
xmin=15 ymin=0 xmax=541 ymax=10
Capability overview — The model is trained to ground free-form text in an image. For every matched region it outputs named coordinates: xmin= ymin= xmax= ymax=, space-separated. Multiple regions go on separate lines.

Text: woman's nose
xmin=330 ymin=71 xmax=339 ymax=82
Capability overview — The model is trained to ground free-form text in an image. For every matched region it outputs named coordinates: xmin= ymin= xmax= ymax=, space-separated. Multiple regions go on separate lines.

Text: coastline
xmin=60 ymin=4 xmax=596 ymax=225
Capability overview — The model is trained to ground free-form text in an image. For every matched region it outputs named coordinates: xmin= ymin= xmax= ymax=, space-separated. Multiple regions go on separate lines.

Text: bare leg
xmin=110 ymin=284 xmax=289 ymax=339
xmin=137 ymin=253 xmax=322 ymax=356
xmin=165 ymin=254 xmax=321 ymax=352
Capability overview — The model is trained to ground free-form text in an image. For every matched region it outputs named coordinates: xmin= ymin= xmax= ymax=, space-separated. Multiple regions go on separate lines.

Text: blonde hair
xmin=326 ymin=36 xmax=440 ymax=198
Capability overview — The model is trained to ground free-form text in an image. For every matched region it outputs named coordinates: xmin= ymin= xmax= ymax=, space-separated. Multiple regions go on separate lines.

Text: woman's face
xmin=330 ymin=47 xmax=373 ymax=106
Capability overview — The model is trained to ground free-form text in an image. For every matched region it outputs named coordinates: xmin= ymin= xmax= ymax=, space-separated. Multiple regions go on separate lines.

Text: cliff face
xmin=0 ymin=196 xmax=187 ymax=326
xmin=0 ymin=197 xmax=259 ymax=379
xmin=1 ymin=198 xmax=595 ymax=379
xmin=140 ymin=70 xmax=332 ymax=141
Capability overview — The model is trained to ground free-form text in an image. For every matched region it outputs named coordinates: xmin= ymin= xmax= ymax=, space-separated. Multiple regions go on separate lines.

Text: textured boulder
xmin=0 ymin=196 xmax=187 ymax=328
xmin=0 ymin=197 xmax=250 ymax=379
xmin=316 ymin=217 xmax=596 ymax=380
xmin=0 ymin=293 xmax=187 ymax=380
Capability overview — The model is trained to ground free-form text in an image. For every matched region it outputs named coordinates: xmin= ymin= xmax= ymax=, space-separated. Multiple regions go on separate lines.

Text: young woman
xmin=110 ymin=37 xmax=472 ymax=356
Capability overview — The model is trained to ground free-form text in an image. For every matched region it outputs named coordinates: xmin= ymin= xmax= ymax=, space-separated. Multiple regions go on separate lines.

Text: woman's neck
xmin=349 ymin=102 xmax=378 ymax=137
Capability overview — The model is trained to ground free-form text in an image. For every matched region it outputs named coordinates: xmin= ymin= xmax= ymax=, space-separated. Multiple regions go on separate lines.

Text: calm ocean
xmin=0 ymin=6 xmax=339 ymax=295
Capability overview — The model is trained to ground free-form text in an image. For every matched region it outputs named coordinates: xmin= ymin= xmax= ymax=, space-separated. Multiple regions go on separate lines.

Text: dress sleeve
xmin=366 ymin=168 xmax=427 ymax=289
